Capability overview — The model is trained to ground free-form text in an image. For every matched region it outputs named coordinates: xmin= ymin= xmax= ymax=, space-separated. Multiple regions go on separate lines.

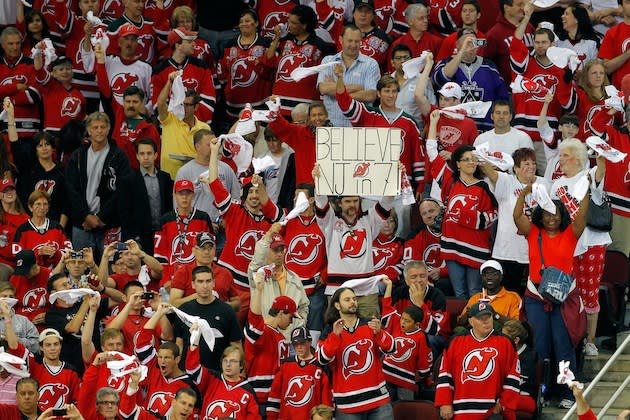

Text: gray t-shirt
xmin=86 ymin=144 xmax=110 ymax=214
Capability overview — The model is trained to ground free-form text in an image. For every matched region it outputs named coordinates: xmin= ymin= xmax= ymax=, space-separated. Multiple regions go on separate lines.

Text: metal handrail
xmin=561 ymin=332 xmax=630 ymax=420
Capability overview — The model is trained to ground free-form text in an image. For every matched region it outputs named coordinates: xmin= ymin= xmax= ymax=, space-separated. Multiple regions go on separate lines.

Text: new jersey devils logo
xmin=1 ymin=75 xmax=27 ymax=86
xmin=447 ymin=194 xmax=479 ymax=223
xmin=22 ymin=287 xmax=47 ymax=311
xmin=170 ymin=233 xmax=195 ymax=264
xmin=342 ymin=339 xmax=373 ymax=379
xmin=285 ymin=375 xmax=315 ymax=407
xmin=276 ymin=54 xmax=308 ymax=82
xmin=34 ymin=179 xmax=56 ymax=195
xmin=353 ymin=163 xmax=370 ymax=178
xmin=389 ymin=337 xmax=417 ymax=363
xmin=360 ymin=43 xmax=377 ymax=58
xmin=136 ymin=34 xmax=154 ymax=61
xmin=339 ymin=229 xmax=367 ymax=259
xmin=235 ymin=230 xmax=264 ymax=259
xmin=231 ymin=57 xmax=257 ymax=89
xmin=61 ymin=97 xmax=82 ymax=118
xmin=111 ymin=73 xmax=139 ymax=97
xmin=374 ymin=6 xmax=394 ymax=34
xmin=528 ymin=74 xmax=558 ymax=101
xmin=461 ymin=347 xmax=498 ymax=383
xmin=584 ymin=105 xmax=608 ymax=138
xmin=286 ymin=234 xmax=323 ymax=265
xmin=372 ymin=247 xmax=393 ymax=270
xmin=107 ymin=374 xmax=126 ymax=392
xmin=423 ymin=243 xmax=445 ymax=269
xmin=182 ymin=78 xmax=199 ymax=92
xmin=205 ymin=400 xmax=241 ymax=420
xmin=39 ymin=383 xmax=70 ymax=408
xmin=439 ymin=126 xmax=463 ymax=146
xmin=262 ymin=11 xmax=289 ymax=36
xmin=148 ymin=392 xmax=175 ymax=415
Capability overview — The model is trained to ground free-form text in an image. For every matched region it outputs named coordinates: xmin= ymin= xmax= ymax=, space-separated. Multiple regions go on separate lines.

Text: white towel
xmin=90 ymin=28 xmax=110 ymax=51
xmin=86 ymin=11 xmax=102 ymax=26
xmin=290 ymin=62 xmax=337 ymax=82
xmin=31 ymin=39 xmax=57 ymax=68
xmin=400 ymin=167 xmax=416 ymax=205
xmin=0 ymin=347 xmax=30 ymax=378
xmin=0 ymin=297 xmax=17 ymax=308
xmin=586 ymin=136 xmax=627 ymax=163
xmin=107 ymin=351 xmax=148 ymax=382
xmin=402 ymin=51 xmax=429 ymax=79
xmin=532 ymin=183 xmax=556 ymax=214
xmin=49 ymin=288 xmax=99 ymax=304
xmin=235 ymin=104 xmax=257 ymax=136
xmin=557 ymin=360 xmax=583 ymax=389
xmin=441 ymin=101 xmax=491 ymax=119
xmin=168 ymin=72 xmax=186 ymax=120
xmin=510 ymin=75 xmax=549 ymax=96
xmin=533 ymin=0 xmax=559 ymax=8
xmin=333 ymin=275 xmax=386 ymax=297
xmin=546 ymin=46 xmax=580 ymax=71
xmin=474 ymin=142 xmax=515 ymax=172
xmin=604 ymin=85 xmax=626 ymax=112
xmin=137 ymin=265 xmax=151 ymax=287
xmin=280 ymin=192 xmax=310 ymax=225
xmin=252 ymin=155 xmax=277 ymax=174
xmin=170 ymin=307 xmax=224 ymax=351
xmin=221 ymin=133 xmax=253 ymax=174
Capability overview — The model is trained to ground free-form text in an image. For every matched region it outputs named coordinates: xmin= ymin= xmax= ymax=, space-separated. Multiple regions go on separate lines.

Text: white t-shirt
xmin=492 ymin=172 xmax=550 ymax=263
xmin=474 ymin=127 xmax=534 ymax=157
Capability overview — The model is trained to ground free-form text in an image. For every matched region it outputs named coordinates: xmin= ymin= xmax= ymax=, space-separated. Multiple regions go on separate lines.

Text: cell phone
xmin=70 ymin=251 xmax=84 ymax=259
xmin=52 ymin=409 xmax=67 ymax=416
xmin=472 ymin=38 xmax=487 ymax=47
xmin=113 ymin=242 xmax=129 ymax=250
xmin=79 ymin=275 xmax=89 ymax=287
xmin=142 ymin=292 xmax=155 ymax=300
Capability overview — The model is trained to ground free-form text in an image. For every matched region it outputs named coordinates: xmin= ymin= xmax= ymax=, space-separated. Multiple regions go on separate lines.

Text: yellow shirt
xmin=159 ymin=112 xmax=210 ymax=179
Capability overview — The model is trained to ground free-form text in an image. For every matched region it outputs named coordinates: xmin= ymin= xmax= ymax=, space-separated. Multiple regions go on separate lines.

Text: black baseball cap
xmin=291 ymin=327 xmax=312 ymax=343
xmin=14 ymin=250 xmax=36 ymax=276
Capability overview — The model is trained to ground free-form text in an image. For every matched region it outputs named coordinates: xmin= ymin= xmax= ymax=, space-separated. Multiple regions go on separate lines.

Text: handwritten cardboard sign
xmin=316 ymin=127 xmax=401 ymax=196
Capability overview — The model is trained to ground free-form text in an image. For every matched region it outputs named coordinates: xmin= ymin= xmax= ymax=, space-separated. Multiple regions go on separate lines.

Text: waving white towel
xmin=86 ymin=11 xmax=102 ymax=26
xmin=49 ymin=288 xmax=99 ymax=304
xmin=290 ymin=62 xmax=337 ymax=81
xmin=547 ymin=46 xmax=580 ymax=71
xmin=604 ymin=85 xmax=626 ymax=112
xmin=167 ymin=71 xmax=186 ymax=120
xmin=441 ymin=101 xmax=491 ymax=119
xmin=532 ymin=183 xmax=556 ymax=214
xmin=107 ymin=351 xmax=148 ymax=381
xmin=31 ymin=39 xmax=57 ymax=68
xmin=402 ymin=51 xmax=430 ymax=79
xmin=510 ymin=75 xmax=549 ymax=96
xmin=0 ymin=346 xmax=30 ymax=378
xmin=474 ymin=142 xmax=515 ymax=172
xmin=586 ymin=136 xmax=627 ymax=163
xmin=330 ymin=275 xmax=386 ymax=297
xmin=280 ymin=192 xmax=310 ymax=225
xmin=0 ymin=297 xmax=18 ymax=308
xmin=252 ymin=155 xmax=277 ymax=174
xmin=90 ymin=28 xmax=110 ymax=51
xmin=170 ymin=307 xmax=224 ymax=351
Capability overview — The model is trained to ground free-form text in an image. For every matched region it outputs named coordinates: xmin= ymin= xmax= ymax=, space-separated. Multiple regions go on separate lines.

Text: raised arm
xmin=514 ymin=1 xmax=534 ymax=41
xmin=414 ymin=53 xmax=434 ymax=117
xmin=571 ymin=190 xmax=590 ymax=239
xmin=513 ymin=184 xmax=532 ymax=236
xmin=157 ymin=71 xmax=178 ymax=122
xmin=81 ymin=294 xmax=101 ymax=363
xmin=3 ymin=97 xmax=18 ymax=143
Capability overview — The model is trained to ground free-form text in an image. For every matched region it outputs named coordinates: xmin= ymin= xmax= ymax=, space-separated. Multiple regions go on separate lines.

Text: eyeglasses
xmin=459 ymin=157 xmax=478 ymax=163
xmin=97 ymin=401 xmax=119 ymax=406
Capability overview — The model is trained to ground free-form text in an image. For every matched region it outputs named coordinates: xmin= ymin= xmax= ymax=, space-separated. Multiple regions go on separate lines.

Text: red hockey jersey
xmin=9 ymin=266 xmax=51 ymax=323
xmin=244 ymin=311 xmax=291 ymax=403
xmin=134 ymin=328 xmax=196 ymax=416
xmin=210 ymin=178 xmax=281 ymax=286
xmin=152 ymin=57 xmax=216 ymax=123
xmin=217 ymin=36 xmax=274 ymax=118
xmin=271 ymin=34 xmax=329 ymax=115
xmin=372 ymin=233 xmax=403 ymax=282
xmin=0 ymin=213 xmax=29 ymax=267
xmin=0 ymin=55 xmax=42 ymax=138
xmin=268 ymin=116 xmax=317 ymax=185
xmin=598 ymin=21 xmax=630 ymax=88
xmin=154 ymin=208 xmax=212 ymax=282
xmin=254 ymin=0 xmax=295 ymax=40
xmin=510 ymin=36 xmax=577 ymax=141
xmin=373 ymin=0 xmax=408 ymax=39
xmin=112 ymin=117 xmax=161 ymax=170
xmin=282 ymin=214 xmax=327 ymax=296
xmin=381 ymin=298 xmax=433 ymax=390
xmin=36 ymin=74 xmax=86 ymax=134
xmin=107 ymin=17 xmax=164 ymax=65
xmin=575 ymin=87 xmax=624 ymax=140
xmin=435 ymin=331 xmax=521 ymax=419
xmin=318 ymin=319 xmax=395 ymax=413
xmin=403 ymin=228 xmax=448 ymax=279
xmin=603 ymin=126 xmax=630 ymax=218
xmin=391 ymin=286 xmax=451 ymax=337
xmin=267 ymin=356 xmax=333 ymax=420
xmin=185 ymin=345 xmax=261 ymax=420
xmin=428 ymin=0 xmax=463 ymax=38
xmin=11 ymin=343 xmax=80 ymax=411
xmin=360 ymin=29 xmax=391 ymax=70
xmin=13 ymin=219 xmax=72 ymax=268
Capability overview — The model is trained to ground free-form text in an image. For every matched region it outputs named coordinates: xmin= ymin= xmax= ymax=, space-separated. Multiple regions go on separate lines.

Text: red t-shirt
xmin=170 ymin=263 xmax=238 ymax=303
xmin=526 ymin=225 xmax=577 ymax=283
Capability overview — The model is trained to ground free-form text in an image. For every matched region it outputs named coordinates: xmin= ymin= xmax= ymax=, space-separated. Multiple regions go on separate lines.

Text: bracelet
xmin=7 ymin=123 xmax=15 ymax=127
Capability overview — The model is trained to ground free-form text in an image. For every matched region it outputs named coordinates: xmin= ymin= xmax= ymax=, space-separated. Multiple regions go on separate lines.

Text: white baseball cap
xmin=438 ymin=82 xmax=463 ymax=99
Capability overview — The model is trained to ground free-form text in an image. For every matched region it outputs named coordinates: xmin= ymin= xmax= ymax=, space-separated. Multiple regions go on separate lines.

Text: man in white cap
xmin=456 ymin=260 xmax=522 ymax=325
xmin=4 ymin=325 xmax=80 ymax=410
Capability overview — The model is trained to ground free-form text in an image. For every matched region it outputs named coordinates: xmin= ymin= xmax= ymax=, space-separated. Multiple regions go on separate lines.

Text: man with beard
xmin=111 ymin=86 xmax=160 ymax=169
xmin=456 ymin=260 xmax=522 ymax=325
xmin=435 ymin=302 xmax=520 ymax=419
xmin=318 ymin=287 xmax=395 ymax=418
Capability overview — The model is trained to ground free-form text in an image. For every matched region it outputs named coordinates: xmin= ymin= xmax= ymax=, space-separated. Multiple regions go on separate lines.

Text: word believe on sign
xmin=316 ymin=127 xmax=402 ymax=196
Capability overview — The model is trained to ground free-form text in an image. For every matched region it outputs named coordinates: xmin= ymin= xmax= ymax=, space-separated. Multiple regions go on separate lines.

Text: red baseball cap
xmin=174 ymin=179 xmax=194 ymax=193
xmin=269 ymin=233 xmax=286 ymax=250
xmin=168 ymin=27 xmax=198 ymax=47
xmin=118 ymin=23 xmax=141 ymax=38
xmin=0 ymin=178 xmax=16 ymax=192
xmin=271 ymin=296 xmax=299 ymax=318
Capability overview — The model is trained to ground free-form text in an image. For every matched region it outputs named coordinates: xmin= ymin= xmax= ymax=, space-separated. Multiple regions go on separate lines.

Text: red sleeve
xmin=318 ymin=331 xmax=341 ymax=364
xmin=416 ymin=333 xmax=433 ymax=379
xmin=598 ymin=26 xmax=619 ymax=61
xmin=209 ymin=178 xmax=230 ymax=206
xmin=69 ymin=371 xmax=81 ymax=404
xmin=95 ymin=61 xmax=112 ymax=98
xmin=375 ymin=330 xmax=395 ymax=353
xmin=380 ymin=296 xmax=399 ymax=333
xmin=499 ymin=344 xmax=522 ymax=415
xmin=266 ymin=367 xmax=282 ymax=420
xmin=321 ymin=371 xmax=333 ymax=407
xmin=434 ymin=344 xmax=454 ymax=407
xmin=119 ymin=384 xmax=141 ymax=418
xmin=261 ymin=196 xmax=281 ymax=222
xmin=184 ymin=345 xmax=210 ymax=392
xmin=135 ymin=327 xmax=158 ymax=365
xmin=509 ymin=36 xmax=529 ymax=75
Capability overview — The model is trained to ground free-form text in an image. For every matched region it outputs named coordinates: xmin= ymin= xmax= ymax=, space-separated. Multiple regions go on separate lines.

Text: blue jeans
xmin=446 ymin=260 xmax=481 ymax=299
xmin=335 ymin=403 xmax=394 ymax=420
xmin=72 ymin=227 xmax=104 ymax=258
xmin=307 ymin=287 xmax=326 ymax=332
xmin=524 ymin=296 xmax=576 ymax=401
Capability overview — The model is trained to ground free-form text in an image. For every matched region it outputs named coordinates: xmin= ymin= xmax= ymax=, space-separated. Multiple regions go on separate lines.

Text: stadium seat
xmin=597 ymin=251 xmax=629 ymax=348
xmin=393 ymin=399 xmax=439 ymax=420
xmin=445 ymin=297 xmax=467 ymax=332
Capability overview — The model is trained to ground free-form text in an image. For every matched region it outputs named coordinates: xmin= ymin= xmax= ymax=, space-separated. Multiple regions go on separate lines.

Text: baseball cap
xmin=0 ymin=178 xmax=16 ymax=192
xmin=354 ymin=0 xmax=374 ymax=11
xmin=168 ymin=27 xmax=198 ymax=47
xmin=174 ymin=179 xmax=194 ymax=193
xmin=14 ymin=250 xmax=36 ymax=276
xmin=196 ymin=232 xmax=216 ymax=247
xmin=480 ymin=260 xmax=503 ymax=274
xmin=119 ymin=23 xmax=141 ymax=38
xmin=468 ymin=301 xmax=495 ymax=319
xmin=39 ymin=328 xmax=63 ymax=343
xmin=269 ymin=233 xmax=286 ymax=250
xmin=271 ymin=295 xmax=299 ymax=318
xmin=438 ymin=82 xmax=463 ymax=99
xmin=291 ymin=327 xmax=312 ymax=343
